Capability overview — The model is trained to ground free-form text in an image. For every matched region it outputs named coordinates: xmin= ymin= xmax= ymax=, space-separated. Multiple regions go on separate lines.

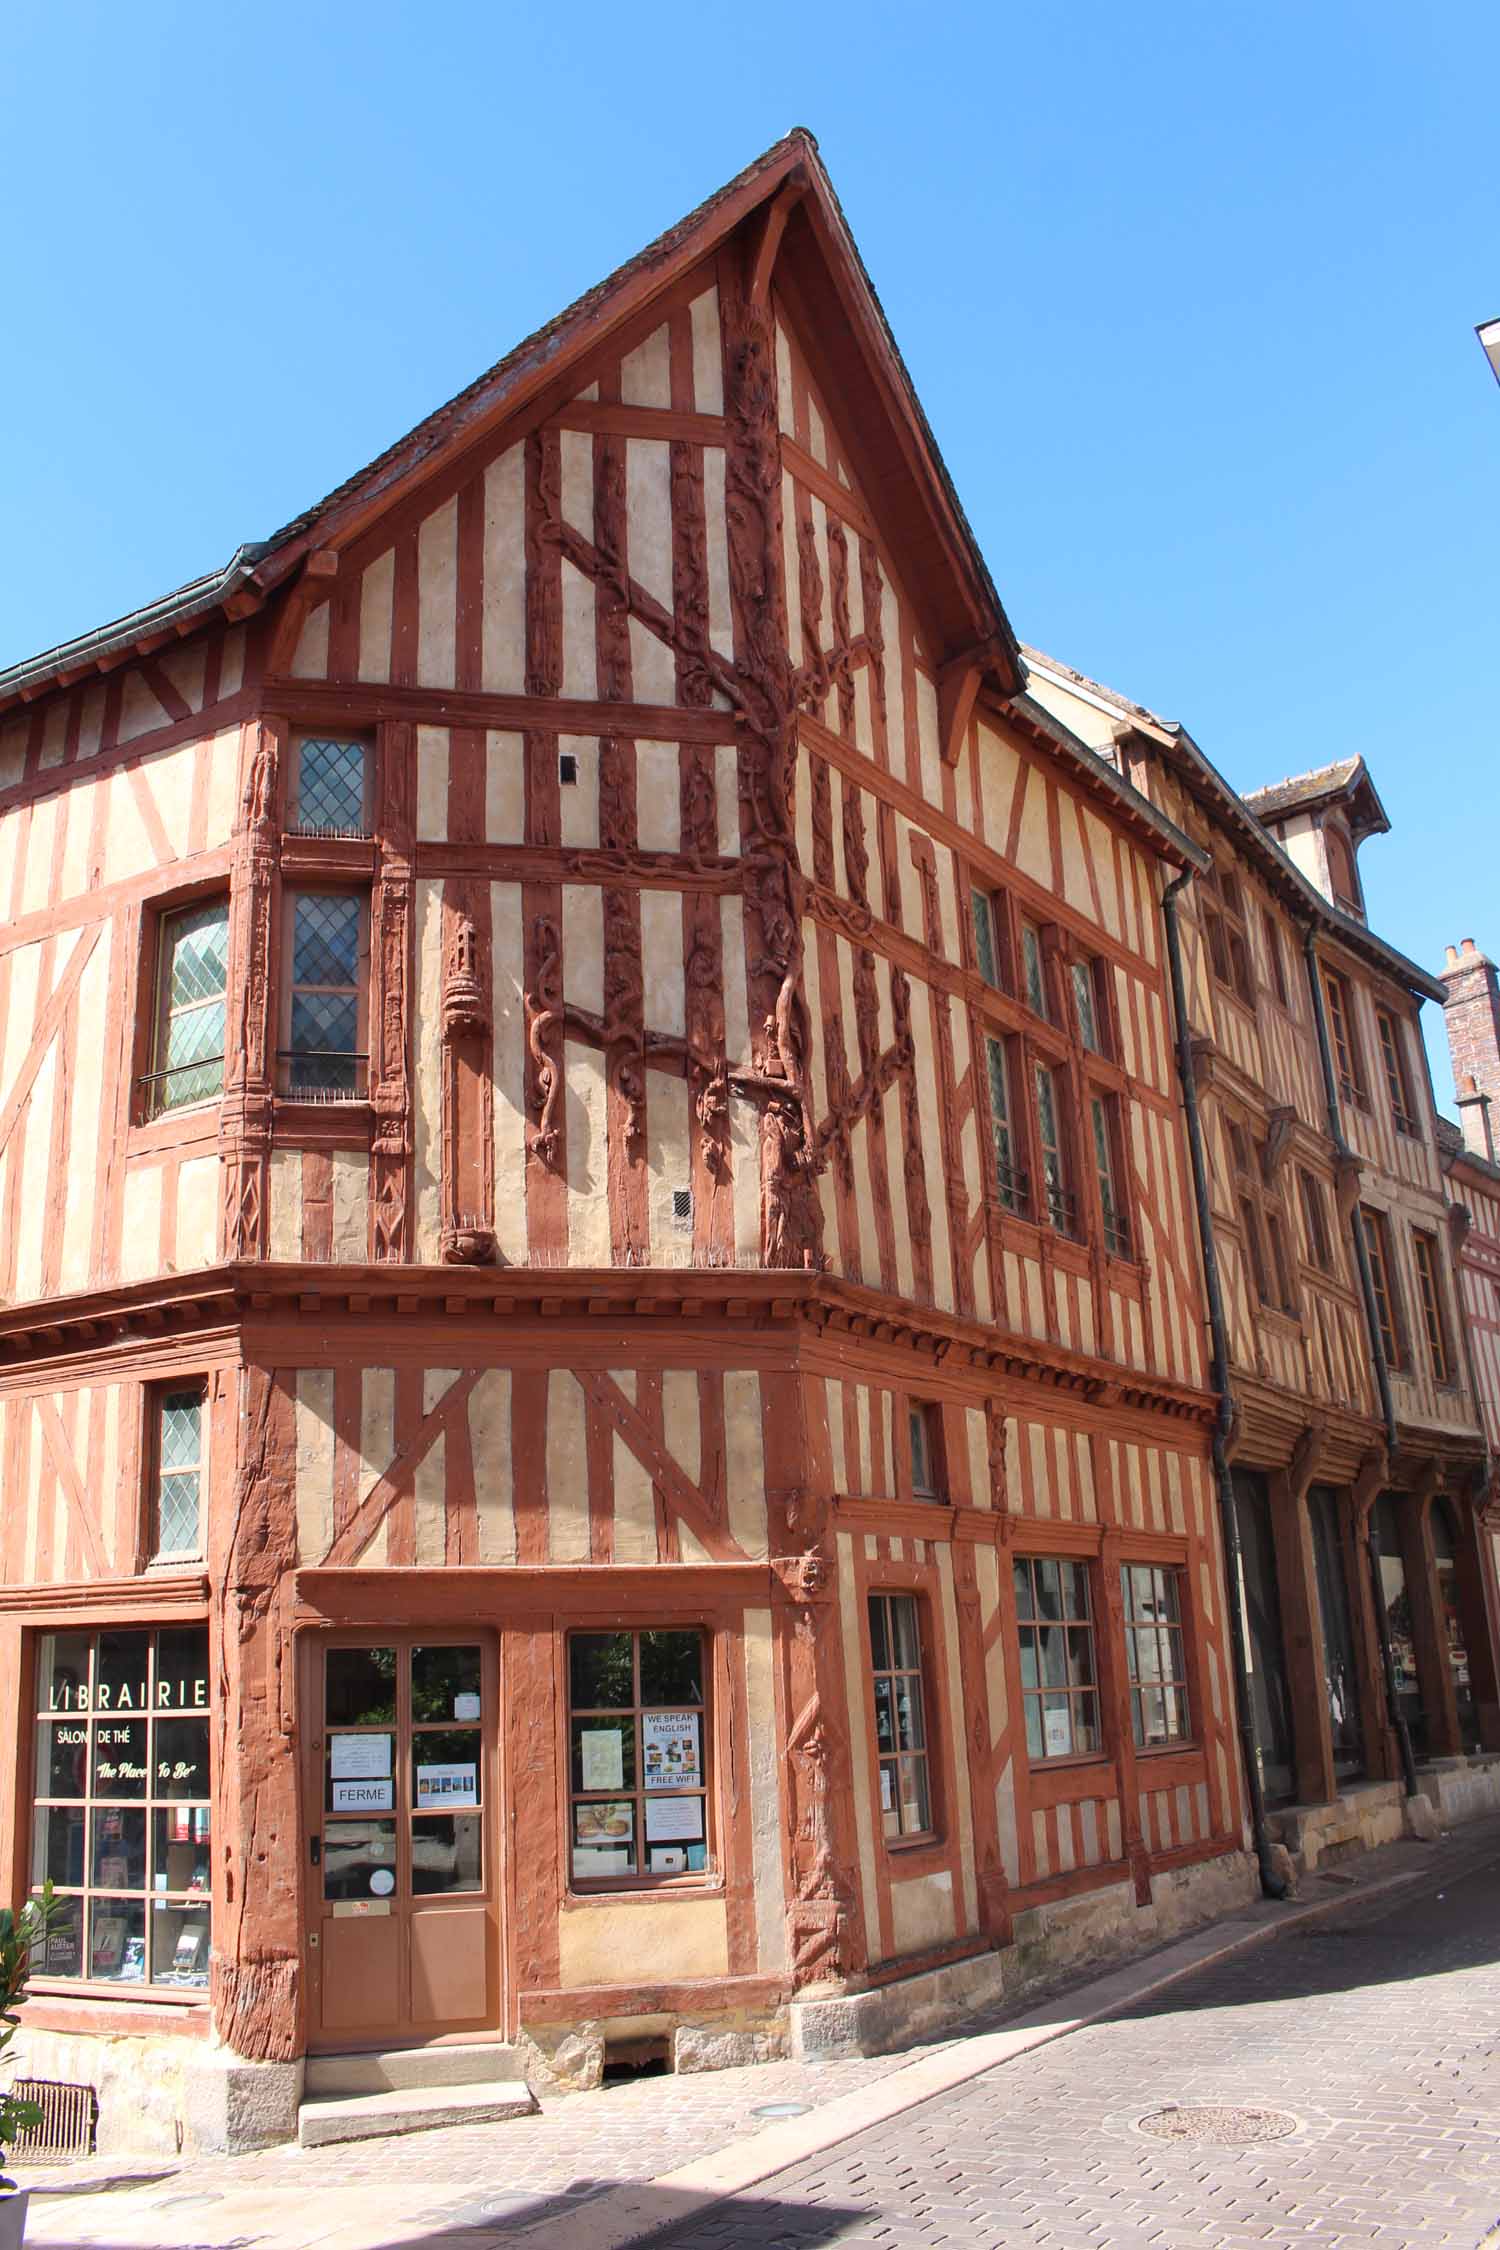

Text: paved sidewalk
xmin=18 ymin=1818 xmax=1500 ymax=2250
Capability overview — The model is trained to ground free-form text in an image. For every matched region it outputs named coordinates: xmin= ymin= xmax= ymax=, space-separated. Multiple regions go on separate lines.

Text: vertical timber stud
xmin=765 ymin=1367 xmax=865 ymax=1988
xmin=223 ymin=717 xmax=284 ymax=1258
xmin=211 ymin=1365 xmax=304 ymax=2062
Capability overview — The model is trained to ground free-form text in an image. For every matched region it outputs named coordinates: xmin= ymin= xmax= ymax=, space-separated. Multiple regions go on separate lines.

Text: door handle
xmin=310 ymin=1835 xmax=321 ymax=1867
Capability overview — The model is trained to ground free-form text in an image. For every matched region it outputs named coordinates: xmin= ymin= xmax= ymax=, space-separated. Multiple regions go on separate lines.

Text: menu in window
xmin=330 ymin=1733 xmax=392 ymax=1781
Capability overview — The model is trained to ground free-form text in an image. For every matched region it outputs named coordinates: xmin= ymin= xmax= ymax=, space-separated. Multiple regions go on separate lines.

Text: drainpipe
xmin=1161 ymin=869 xmax=1287 ymax=1897
xmin=1302 ymin=927 xmax=1420 ymax=1798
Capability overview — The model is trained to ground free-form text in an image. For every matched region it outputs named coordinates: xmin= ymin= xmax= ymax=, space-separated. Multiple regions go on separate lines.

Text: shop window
xmin=1020 ymin=920 xmax=1049 ymax=1019
xmin=1121 ymin=1564 xmax=1191 ymax=1748
xmin=1013 ymin=1556 xmax=1100 ymax=1760
xmin=1090 ymin=1095 xmax=1129 ymax=1258
xmin=1412 ymin=1231 xmax=1454 ymax=1385
xmin=1071 ymin=960 xmax=1106 ymax=1055
xmin=907 ymin=1403 xmax=943 ymax=1500
xmin=984 ymin=1035 xmax=1026 ymax=1215
xmin=567 ymin=1629 xmax=709 ymax=1884
xmin=1374 ymin=1495 xmax=1425 ymax=1759
xmin=1299 ymin=1168 xmax=1333 ymax=1273
xmin=289 ymin=735 xmax=370 ymax=837
xmin=1323 ymin=970 xmax=1367 ymax=1108
xmin=1309 ymin=1488 xmax=1365 ymax=1782
xmin=30 ymin=1628 xmax=211 ymax=1988
xmin=149 ymin=1386 xmax=205 ymax=1562
xmin=1377 ymin=1010 xmax=1420 ymax=1139
xmin=970 ymin=886 xmax=1007 ymax=989
xmin=1033 ymin=1064 xmax=1076 ymax=1238
xmin=280 ymin=890 xmax=369 ymax=1099
xmin=1431 ymin=1502 xmax=1480 ymax=1753
xmin=1361 ymin=1207 xmax=1406 ymax=1369
xmin=867 ymin=1593 xmax=933 ymax=1840
xmin=143 ymin=899 xmax=229 ymax=1119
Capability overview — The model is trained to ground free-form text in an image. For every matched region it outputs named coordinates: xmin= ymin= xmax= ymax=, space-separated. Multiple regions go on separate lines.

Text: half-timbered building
xmin=1025 ymin=656 xmax=1500 ymax=1873
xmin=0 ymin=135 xmax=1256 ymax=2150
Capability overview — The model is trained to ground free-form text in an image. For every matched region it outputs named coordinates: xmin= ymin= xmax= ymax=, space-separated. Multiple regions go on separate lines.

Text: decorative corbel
xmin=1333 ymin=1148 xmax=1364 ymax=1230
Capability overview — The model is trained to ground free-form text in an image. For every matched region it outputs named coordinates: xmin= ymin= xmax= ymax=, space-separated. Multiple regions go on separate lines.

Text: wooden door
xmin=306 ymin=1634 xmax=500 ymax=2049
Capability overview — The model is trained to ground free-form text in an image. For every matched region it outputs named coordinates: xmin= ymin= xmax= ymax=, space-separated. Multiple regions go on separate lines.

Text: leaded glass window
xmin=153 ymin=1389 xmax=204 ymax=1559
xmin=985 ymin=1035 xmax=1025 ymax=1213
xmin=293 ymin=737 xmax=368 ymax=836
xmin=283 ymin=892 xmax=366 ymax=1098
xmin=148 ymin=902 xmax=228 ymax=1116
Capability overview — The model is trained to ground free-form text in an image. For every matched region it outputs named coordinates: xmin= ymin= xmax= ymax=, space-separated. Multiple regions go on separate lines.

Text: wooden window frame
xmin=1263 ymin=908 xmax=1291 ymax=1010
xmin=905 ymin=1401 xmax=945 ymax=1502
xmin=1089 ymin=1091 xmax=1130 ymax=1260
xmin=138 ymin=891 xmax=231 ymax=1126
xmin=278 ymin=886 xmax=373 ymax=1103
xmin=1012 ymin=1553 xmax=1103 ymax=1765
xmin=1299 ymin=1166 xmax=1334 ymax=1274
xmin=866 ymin=1590 xmax=939 ymax=1848
xmin=1324 ymin=970 xmax=1368 ymax=1109
xmin=144 ymin=1381 xmax=208 ymax=1569
xmin=1205 ymin=865 xmax=1255 ymax=1010
xmin=1412 ymin=1229 xmax=1455 ymax=1387
xmin=1120 ymin=1562 xmax=1194 ymax=1752
xmin=1070 ymin=957 xmax=1108 ymax=1057
xmin=565 ymin=1626 xmax=715 ymax=1894
xmin=982 ymin=1031 xmax=1028 ymax=1218
xmin=1019 ymin=918 xmax=1051 ymax=1022
xmin=968 ymin=883 xmax=1011 ymax=992
xmin=1376 ymin=1009 xmax=1420 ymax=1139
xmin=286 ymin=732 xmax=375 ymax=841
xmin=1361 ymin=1205 xmax=1406 ymax=1370
xmin=1032 ymin=1059 xmax=1078 ymax=1240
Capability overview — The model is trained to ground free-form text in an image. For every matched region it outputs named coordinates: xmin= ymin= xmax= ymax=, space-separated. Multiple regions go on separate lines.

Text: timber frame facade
xmin=1026 ymin=655 xmax=1500 ymax=1853
xmin=0 ymin=134 xmax=1257 ymax=2149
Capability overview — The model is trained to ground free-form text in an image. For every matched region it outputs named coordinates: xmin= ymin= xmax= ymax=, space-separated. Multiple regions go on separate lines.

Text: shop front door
xmin=306 ymin=1636 xmax=499 ymax=2048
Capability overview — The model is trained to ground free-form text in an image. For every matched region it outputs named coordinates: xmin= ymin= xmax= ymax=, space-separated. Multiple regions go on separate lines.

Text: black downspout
xmin=1302 ymin=927 xmax=1420 ymax=1799
xmin=1161 ymin=869 xmax=1287 ymax=1897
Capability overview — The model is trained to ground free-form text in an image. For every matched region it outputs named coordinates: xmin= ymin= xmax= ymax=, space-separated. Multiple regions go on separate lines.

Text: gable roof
xmin=1020 ymin=644 xmax=1444 ymax=1004
xmin=0 ymin=130 xmax=1022 ymax=719
xmin=1244 ymin=756 xmax=1390 ymax=843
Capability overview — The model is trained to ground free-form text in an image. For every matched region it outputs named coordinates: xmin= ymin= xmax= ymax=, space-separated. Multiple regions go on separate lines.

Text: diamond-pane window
xmin=149 ymin=903 xmax=228 ymax=1116
xmin=153 ymin=1389 xmax=203 ymax=1558
xmin=283 ymin=892 xmax=366 ymax=1098
xmin=294 ymin=738 xmax=367 ymax=836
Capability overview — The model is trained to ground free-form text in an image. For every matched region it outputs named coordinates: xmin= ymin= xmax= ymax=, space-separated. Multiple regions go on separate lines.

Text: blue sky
xmin=4 ymin=1 xmax=1495 ymax=1099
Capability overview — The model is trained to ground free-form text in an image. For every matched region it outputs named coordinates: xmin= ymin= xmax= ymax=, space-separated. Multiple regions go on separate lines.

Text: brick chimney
xmin=1440 ymin=938 xmax=1500 ymax=1159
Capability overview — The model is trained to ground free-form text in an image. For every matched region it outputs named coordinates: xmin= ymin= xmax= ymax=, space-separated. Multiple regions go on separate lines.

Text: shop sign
xmin=415 ymin=1763 xmax=478 ymax=1808
xmin=642 ymin=1711 xmax=700 ymax=1787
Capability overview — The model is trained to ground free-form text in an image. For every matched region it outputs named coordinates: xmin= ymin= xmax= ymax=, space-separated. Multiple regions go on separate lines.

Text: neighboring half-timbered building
xmin=0 ymin=135 xmax=1256 ymax=2149
xmin=1026 ymin=656 xmax=1500 ymax=1872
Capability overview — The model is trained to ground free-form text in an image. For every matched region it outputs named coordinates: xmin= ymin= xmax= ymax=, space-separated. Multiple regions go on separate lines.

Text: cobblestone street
xmin=19 ymin=1824 xmax=1500 ymax=2250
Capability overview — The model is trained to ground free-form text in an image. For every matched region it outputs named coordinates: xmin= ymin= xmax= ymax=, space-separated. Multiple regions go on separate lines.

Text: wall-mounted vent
xmin=671 ymin=1188 xmax=693 ymax=1229
xmin=8 ymin=2079 xmax=98 ymax=2160
xmin=559 ymin=752 xmax=579 ymax=786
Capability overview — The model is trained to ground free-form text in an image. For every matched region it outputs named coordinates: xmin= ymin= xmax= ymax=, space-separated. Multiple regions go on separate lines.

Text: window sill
xmin=27 ymin=1978 xmax=211 ymax=2009
xmin=126 ymin=1101 xmax=222 ymax=1157
xmin=565 ymin=1877 xmax=723 ymax=1905
xmin=1134 ymin=1737 xmax=1200 ymax=1761
xmin=271 ymin=1098 xmax=375 ymax=1148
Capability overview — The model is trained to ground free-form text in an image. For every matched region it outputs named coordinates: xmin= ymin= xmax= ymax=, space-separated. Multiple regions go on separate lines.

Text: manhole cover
xmin=1137 ymin=2104 xmax=1297 ymax=2145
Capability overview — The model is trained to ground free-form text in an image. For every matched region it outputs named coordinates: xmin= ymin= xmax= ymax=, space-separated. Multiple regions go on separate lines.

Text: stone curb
xmin=541 ymin=1824 xmax=1500 ymax=2250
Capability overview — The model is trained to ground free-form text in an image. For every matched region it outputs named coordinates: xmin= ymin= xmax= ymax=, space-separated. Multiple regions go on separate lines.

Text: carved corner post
xmin=209 ymin=1363 xmax=304 ymax=2062
xmin=949 ymin=1524 xmax=1011 ymax=1946
xmin=763 ymin=1369 xmax=865 ymax=1989
xmin=370 ymin=719 xmax=415 ymax=1262
xmin=222 ymin=717 xmax=285 ymax=1260
xmin=720 ymin=249 xmax=823 ymax=1274
xmin=439 ymin=885 xmax=497 ymax=1265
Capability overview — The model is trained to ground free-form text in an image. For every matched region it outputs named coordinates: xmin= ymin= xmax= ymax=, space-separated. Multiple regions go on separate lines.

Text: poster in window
xmin=330 ymin=1733 xmax=392 ymax=1781
xmin=644 ymin=1795 xmax=704 ymax=1843
xmin=1043 ymin=1706 xmax=1073 ymax=1758
xmin=642 ymin=1711 xmax=700 ymax=1788
xmin=90 ymin=1914 xmax=128 ymax=1974
xmin=415 ymin=1762 xmax=478 ymax=1809
xmin=580 ymin=1728 xmax=625 ymax=1792
xmin=575 ymin=1800 xmax=633 ymax=1847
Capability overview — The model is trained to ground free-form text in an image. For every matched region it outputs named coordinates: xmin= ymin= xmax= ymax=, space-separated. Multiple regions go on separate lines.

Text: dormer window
xmin=1325 ymin=824 xmax=1362 ymax=918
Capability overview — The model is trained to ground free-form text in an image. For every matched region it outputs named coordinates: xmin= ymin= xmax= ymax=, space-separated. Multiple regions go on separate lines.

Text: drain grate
xmin=1137 ymin=2103 xmax=1297 ymax=2146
